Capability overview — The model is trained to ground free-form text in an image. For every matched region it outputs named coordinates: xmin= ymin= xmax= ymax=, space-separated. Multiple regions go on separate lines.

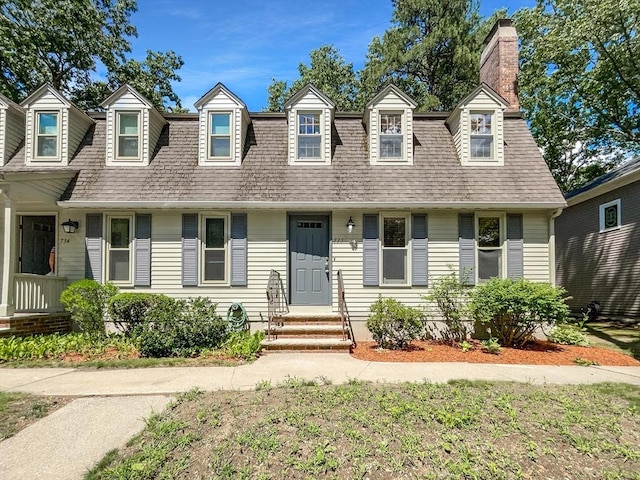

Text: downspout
xmin=548 ymin=208 xmax=563 ymax=286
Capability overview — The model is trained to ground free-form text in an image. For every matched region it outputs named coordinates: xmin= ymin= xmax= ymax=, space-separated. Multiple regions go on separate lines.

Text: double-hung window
xmin=202 ymin=215 xmax=228 ymax=283
xmin=382 ymin=215 xmax=408 ymax=284
xmin=107 ymin=216 xmax=133 ymax=283
xmin=477 ymin=216 xmax=502 ymax=281
xmin=117 ymin=112 xmax=140 ymax=158
xmin=470 ymin=113 xmax=493 ymax=159
xmin=297 ymin=112 xmax=321 ymax=159
xmin=36 ymin=112 xmax=59 ymax=158
xmin=379 ymin=113 xmax=403 ymax=159
xmin=209 ymin=113 xmax=231 ymax=158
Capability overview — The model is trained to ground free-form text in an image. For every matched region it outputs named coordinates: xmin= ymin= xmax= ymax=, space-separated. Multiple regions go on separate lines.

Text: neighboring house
xmin=556 ymin=157 xmax=640 ymax=319
xmin=0 ymin=20 xmax=565 ymax=340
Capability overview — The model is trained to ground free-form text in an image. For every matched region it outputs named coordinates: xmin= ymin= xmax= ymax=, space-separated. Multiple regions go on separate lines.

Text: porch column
xmin=0 ymin=189 xmax=15 ymax=316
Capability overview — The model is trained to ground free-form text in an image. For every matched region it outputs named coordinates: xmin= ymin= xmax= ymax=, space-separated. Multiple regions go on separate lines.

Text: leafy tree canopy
xmin=0 ymin=0 xmax=183 ymax=111
xmin=515 ymin=0 xmax=640 ymax=192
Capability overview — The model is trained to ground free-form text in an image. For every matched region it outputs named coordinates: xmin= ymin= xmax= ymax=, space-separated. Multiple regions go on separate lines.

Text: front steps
xmin=261 ymin=312 xmax=353 ymax=353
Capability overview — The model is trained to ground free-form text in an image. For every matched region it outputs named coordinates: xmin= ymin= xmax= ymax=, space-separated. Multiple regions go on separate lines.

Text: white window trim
xmin=599 ymin=199 xmax=621 ymax=232
xmin=106 ymin=215 xmax=134 ymax=286
xmin=470 ymin=111 xmax=494 ymax=160
xmin=199 ymin=212 xmax=230 ymax=285
xmin=296 ymin=110 xmax=323 ymax=161
xmin=115 ymin=110 xmax=141 ymax=161
xmin=378 ymin=110 xmax=406 ymax=161
xmin=207 ymin=111 xmax=234 ymax=161
xmin=379 ymin=212 xmax=411 ymax=286
xmin=475 ymin=212 xmax=505 ymax=283
xmin=33 ymin=110 xmax=61 ymax=161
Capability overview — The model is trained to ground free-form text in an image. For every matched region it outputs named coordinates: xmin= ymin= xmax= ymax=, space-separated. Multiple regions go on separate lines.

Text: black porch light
xmin=61 ymin=219 xmax=79 ymax=234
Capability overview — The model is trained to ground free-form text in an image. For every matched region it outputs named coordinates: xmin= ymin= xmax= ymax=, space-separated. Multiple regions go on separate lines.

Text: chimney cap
xmin=483 ymin=18 xmax=514 ymax=46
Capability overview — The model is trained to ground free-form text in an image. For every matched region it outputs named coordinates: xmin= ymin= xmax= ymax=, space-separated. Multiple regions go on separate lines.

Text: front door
xmin=289 ymin=215 xmax=330 ymax=305
xmin=20 ymin=216 xmax=56 ymax=275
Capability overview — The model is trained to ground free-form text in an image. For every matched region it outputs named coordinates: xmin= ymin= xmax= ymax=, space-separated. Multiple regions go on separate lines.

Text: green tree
xmin=359 ymin=0 xmax=503 ymax=111
xmin=264 ymin=45 xmax=358 ymax=111
xmin=515 ymin=0 xmax=640 ymax=192
xmin=0 ymin=0 xmax=183 ymax=111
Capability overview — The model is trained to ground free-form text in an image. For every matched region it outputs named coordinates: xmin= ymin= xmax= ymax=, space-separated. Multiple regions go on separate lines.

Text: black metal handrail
xmin=337 ymin=270 xmax=355 ymax=346
xmin=266 ymin=269 xmax=288 ymax=341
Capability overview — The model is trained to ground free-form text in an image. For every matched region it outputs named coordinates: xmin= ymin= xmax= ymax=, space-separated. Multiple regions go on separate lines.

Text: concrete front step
xmin=261 ymin=338 xmax=352 ymax=352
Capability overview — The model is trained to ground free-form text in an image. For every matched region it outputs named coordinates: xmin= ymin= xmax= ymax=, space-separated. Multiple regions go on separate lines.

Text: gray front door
xmin=20 ymin=216 xmax=56 ymax=275
xmin=289 ymin=215 xmax=330 ymax=305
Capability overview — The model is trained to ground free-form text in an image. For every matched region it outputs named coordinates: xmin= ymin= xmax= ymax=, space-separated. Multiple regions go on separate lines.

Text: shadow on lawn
xmin=585 ymin=321 xmax=640 ymax=360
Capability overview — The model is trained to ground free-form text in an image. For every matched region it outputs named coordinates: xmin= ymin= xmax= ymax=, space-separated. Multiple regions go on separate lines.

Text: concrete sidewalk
xmin=1 ymin=355 xmax=640 ymax=480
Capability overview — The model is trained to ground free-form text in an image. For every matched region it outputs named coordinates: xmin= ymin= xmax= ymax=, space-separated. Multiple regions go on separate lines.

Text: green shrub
xmin=222 ymin=331 xmax=265 ymax=360
xmin=468 ymin=278 xmax=569 ymax=348
xmin=137 ymin=297 xmax=229 ymax=358
xmin=423 ymin=271 xmax=471 ymax=342
xmin=481 ymin=337 xmax=501 ymax=354
xmin=60 ymin=279 xmax=118 ymax=337
xmin=547 ymin=323 xmax=590 ymax=346
xmin=366 ymin=296 xmax=425 ymax=350
xmin=107 ymin=293 xmax=167 ymax=336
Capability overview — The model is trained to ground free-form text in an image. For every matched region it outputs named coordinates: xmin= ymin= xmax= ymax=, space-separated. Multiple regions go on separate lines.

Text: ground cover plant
xmin=86 ymin=380 xmax=640 ymax=479
xmin=0 ymin=392 xmax=71 ymax=440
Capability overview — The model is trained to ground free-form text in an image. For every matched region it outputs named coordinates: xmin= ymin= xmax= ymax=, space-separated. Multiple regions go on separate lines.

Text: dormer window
xmin=209 ymin=112 xmax=231 ymax=158
xmin=36 ymin=112 xmax=59 ymax=158
xmin=116 ymin=112 xmax=140 ymax=158
xmin=470 ymin=113 xmax=493 ymax=159
xmin=379 ymin=113 xmax=403 ymax=159
xmin=297 ymin=112 xmax=321 ymax=159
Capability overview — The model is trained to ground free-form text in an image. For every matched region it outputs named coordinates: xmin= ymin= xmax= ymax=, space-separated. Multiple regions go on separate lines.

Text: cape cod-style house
xmin=0 ymin=20 xmax=565 ymax=347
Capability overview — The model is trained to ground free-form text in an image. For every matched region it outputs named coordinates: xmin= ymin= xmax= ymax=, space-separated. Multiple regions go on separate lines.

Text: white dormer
xmin=101 ymin=85 xmax=167 ymax=166
xmin=194 ymin=83 xmax=250 ymax=167
xmin=284 ymin=85 xmax=334 ymax=165
xmin=446 ymin=84 xmax=509 ymax=166
xmin=21 ymin=84 xmax=93 ymax=167
xmin=364 ymin=85 xmax=417 ymax=165
xmin=0 ymin=93 xmax=25 ymax=166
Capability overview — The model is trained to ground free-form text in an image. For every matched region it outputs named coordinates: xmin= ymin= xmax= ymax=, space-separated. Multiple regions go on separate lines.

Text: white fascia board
xmin=58 ymin=200 xmax=567 ymax=210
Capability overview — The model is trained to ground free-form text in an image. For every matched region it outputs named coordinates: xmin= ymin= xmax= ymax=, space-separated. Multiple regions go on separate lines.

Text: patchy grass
xmin=585 ymin=321 xmax=640 ymax=360
xmin=0 ymin=392 xmax=72 ymax=440
xmin=87 ymin=381 xmax=640 ymax=479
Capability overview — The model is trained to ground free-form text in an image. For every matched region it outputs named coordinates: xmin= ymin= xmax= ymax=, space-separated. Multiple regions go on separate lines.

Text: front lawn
xmin=585 ymin=321 xmax=640 ymax=360
xmin=86 ymin=380 xmax=640 ymax=479
xmin=0 ymin=391 xmax=71 ymax=440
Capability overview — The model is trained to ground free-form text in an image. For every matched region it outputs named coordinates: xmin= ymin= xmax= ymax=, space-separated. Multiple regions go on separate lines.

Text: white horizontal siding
xmin=68 ymin=109 xmax=91 ymax=160
xmin=523 ymin=212 xmax=550 ymax=282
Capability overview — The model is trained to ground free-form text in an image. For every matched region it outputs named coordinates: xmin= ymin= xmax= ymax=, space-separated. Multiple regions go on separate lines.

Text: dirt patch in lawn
xmin=0 ymin=392 xmax=72 ymax=440
xmin=351 ymin=340 xmax=640 ymax=366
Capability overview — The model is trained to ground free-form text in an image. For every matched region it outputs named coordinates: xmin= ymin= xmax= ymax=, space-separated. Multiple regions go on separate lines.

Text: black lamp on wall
xmin=346 ymin=216 xmax=355 ymax=233
xmin=61 ymin=219 xmax=79 ymax=234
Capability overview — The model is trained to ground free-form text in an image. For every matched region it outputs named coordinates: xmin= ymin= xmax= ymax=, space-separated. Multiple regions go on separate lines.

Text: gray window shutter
xmin=363 ymin=214 xmax=379 ymax=286
xmin=85 ymin=214 xmax=103 ymax=281
xmin=230 ymin=213 xmax=247 ymax=286
xmin=182 ymin=214 xmax=198 ymax=287
xmin=134 ymin=214 xmax=152 ymax=286
xmin=411 ymin=214 xmax=428 ymax=286
xmin=507 ymin=214 xmax=524 ymax=279
xmin=458 ymin=213 xmax=476 ymax=285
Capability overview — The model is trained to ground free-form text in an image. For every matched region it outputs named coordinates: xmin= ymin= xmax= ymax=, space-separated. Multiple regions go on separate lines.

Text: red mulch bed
xmin=351 ymin=340 xmax=640 ymax=366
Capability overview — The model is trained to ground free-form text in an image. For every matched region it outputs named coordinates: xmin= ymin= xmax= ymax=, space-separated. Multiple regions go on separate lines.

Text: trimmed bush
xmin=423 ymin=271 xmax=471 ymax=343
xmin=137 ymin=297 xmax=229 ymax=358
xmin=60 ymin=279 xmax=118 ymax=337
xmin=107 ymin=293 xmax=167 ymax=336
xmin=366 ymin=296 xmax=425 ymax=350
xmin=468 ymin=278 xmax=569 ymax=348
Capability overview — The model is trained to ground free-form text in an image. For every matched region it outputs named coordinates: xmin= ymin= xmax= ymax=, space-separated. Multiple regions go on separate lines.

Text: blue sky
xmin=131 ymin=0 xmax=535 ymax=111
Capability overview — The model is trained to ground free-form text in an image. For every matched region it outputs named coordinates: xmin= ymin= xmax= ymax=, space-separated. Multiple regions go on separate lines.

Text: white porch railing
xmin=14 ymin=274 xmax=68 ymax=313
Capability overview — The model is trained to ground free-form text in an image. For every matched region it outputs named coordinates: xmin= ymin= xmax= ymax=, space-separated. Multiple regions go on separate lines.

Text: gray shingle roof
xmin=1 ymin=114 xmax=565 ymax=207
xmin=565 ymin=156 xmax=640 ymax=200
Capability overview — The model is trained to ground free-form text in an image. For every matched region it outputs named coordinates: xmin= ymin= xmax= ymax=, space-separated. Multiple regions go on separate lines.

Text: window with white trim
xmin=201 ymin=215 xmax=228 ymax=283
xmin=35 ymin=112 xmax=59 ymax=158
xmin=297 ymin=112 xmax=321 ymax=159
xmin=379 ymin=112 xmax=403 ymax=159
xmin=382 ymin=215 xmax=408 ymax=284
xmin=470 ymin=113 xmax=493 ymax=159
xmin=116 ymin=112 xmax=140 ymax=158
xmin=599 ymin=199 xmax=621 ymax=232
xmin=107 ymin=216 xmax=133 ymax=283
xmin=209 ymin=112 xmax=231 ymax=158
xmin=477 ymin=215 xmax=502 ymax=281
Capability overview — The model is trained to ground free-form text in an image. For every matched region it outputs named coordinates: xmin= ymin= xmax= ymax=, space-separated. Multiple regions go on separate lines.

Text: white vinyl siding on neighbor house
xmin=0 ymin=105 xmax=25 ymax=166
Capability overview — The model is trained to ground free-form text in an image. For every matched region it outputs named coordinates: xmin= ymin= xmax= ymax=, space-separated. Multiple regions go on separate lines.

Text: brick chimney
xmin=480 ymin=19 xmax=519 ymax=111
